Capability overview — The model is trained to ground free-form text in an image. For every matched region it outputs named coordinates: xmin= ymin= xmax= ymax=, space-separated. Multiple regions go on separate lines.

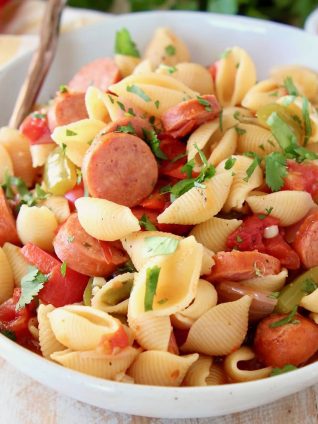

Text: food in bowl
xmin=1 ymin=26 xmax=318 ymax=387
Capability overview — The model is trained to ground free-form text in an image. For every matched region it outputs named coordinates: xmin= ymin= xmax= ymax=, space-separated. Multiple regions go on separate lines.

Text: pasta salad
xmin=1 ymin=27 xmax=318 ymax=386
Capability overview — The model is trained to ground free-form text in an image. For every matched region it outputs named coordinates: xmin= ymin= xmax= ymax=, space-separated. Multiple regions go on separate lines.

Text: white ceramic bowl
xmin=1 ymin=11 xmax=318 ymax=418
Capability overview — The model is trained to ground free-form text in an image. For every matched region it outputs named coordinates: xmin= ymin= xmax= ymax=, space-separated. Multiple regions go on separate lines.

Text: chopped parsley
xmin=144 ymin=236 xmax=179 ymax=257
xmin=271 ymin=364 xmax=297 ymax=377
xmin=59 ymin=84 xmax=68 ymax=94
xmin=157 ymin=298 xmax=168 ymax=305
xmin=66 ymin=129 xmax=77 ymax=136
xmin=265 ymin=152 xmax=288 ymax=192
xmin=60 ymin=262 xmax=67 ymax=277
xmin=283 ymin=77 xmax=299 ymax=96
xmin=144 ymin=266 xmax=161 ymax=311
xmin=16 ymin=267 xmax=48 ymax=310
xmin=33 ymin=112 xmax=46 ymax=119
xmin=117 ymin=101 xmax=126 ymax=111
xmin=115 ymin=28 xmax=140 ymax=58
xmin=139 ymin=214 xmax=157 ymax=231
xmin=181 ymin=159 xmax=195 ymax=178
xmin=235 ymin=126 xmax=246 ymax=136
xmin=142 ymin=128 xmax=167 ymax=160
xmin=258 ymin=207 xmax=273 ymax=220
xmin=302 ymin=96 xmax=312 ymax=146
xmin=233 ymin=110 xmax=240 ymax=121
xmin=269 ymin=305 xmax=298 ymax=328
xmin=115 ymin=122 xmax=136 ymax=135
xmin=243 ymin=152 xmax=261 ymax=182
xmin=197 ymin=96 xmax=212 ymax=112
xmin=165 ymin=44 xmax=176 ymax=56
xmin=127 ymin=84 xmax=151 ymax=102
xmin=163 ymin=65 xmax=177 ymax=74
xmin=127 ymin=107 xmax=136 ymax=117
xmin=267 ymin=112 xmax=297 ymax=150
xmin=224 ymin=156 xmax=236 ymax=170
xmin=154 ymin=100 xmax=160 ymax=109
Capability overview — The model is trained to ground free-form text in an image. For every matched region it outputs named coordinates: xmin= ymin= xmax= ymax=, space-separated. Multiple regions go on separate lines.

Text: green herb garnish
xmin=144 ymin=266 xmax=161 ymax=311
xmin=115 ymin=28 xmax=140 ymax=58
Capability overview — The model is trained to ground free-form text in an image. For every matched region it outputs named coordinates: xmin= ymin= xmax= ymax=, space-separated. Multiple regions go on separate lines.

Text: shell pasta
xmin=2 ymin=25 xmax=318 ymax=390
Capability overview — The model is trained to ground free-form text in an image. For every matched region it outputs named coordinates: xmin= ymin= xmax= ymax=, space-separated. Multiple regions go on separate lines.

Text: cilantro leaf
xmin=83 ymin=278 xmax=93 ymax=306
xmin=269 ymin=306 xmax=298 ymax=328
xmin=224 ymin=156 xmax=237 ymax=170
xmin=243 ymin=152 xmax=261 ymax=182
xmin=127 ymin=85 xmax=151 ymax=102
xmin=144 ymin=266 xmax=161 ymax=311
xmin=154 ymin=100 xmax=160 ymax=109
xmin=197 ymin=96 xmax=212 ymax=112
xmin=271 ymin=364 xmax=297 ymax=377
xmin=115 ymin=122 xmax=136 ymax=135
xmin=266 ymin=112 xmax=297 ymax=149
xmin=235 ymin=126 xmax=246 ymax=136
xmin=60 ymin=262 xmax=67 ymax=277
xmin=59 ymin=84 xmax=68 ymax=94
xmin=181 ymin=159 xmax=195 ymax=178
xmin=265 ymin=152 xmax=288 ymax=192
xmin=139 ymin=214 xmax=157 ymax=231
xmin=283 ymin=77 xmax=299 ymax=96
xmin=66 ymin=129 xmax=77 ymax=136
xmin=142 ymin=128 xmax=167 ymax=160
xmin=165 ymin=44 xmax=176 ymax=56
xmin=115 ymin=28 xmax=140 ymax=58
xmin=16 ymin=267 xmax=48 ymax=310
xmin=302 ymin=96 xmax=312 ymax=146
xmin=144 ymin=236 xmax=179 ymax=257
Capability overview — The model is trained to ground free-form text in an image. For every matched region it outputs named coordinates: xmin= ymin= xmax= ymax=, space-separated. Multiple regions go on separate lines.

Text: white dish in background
xmin=305 ymin=7 xmax=318 ymax=35
xmin=1 ymin=11 xmax=318 ymax=418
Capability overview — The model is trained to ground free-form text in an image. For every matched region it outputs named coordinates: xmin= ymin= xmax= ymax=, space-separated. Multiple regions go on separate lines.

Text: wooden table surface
xmin=1 ymin=357 xmax=317 ymax=424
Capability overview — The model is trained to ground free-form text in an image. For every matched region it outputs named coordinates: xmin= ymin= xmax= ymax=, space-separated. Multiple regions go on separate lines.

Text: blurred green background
xmin=67 ymin=0 xmax=318 ymax=27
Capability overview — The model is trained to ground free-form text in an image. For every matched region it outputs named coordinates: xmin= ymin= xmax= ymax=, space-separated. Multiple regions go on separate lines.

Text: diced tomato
xmin=208 ymin=61 xmax=220 ymax=82
xmin=21 ymin=243 xmax=60 ymax=274
xmin=110 ymin=325 xmax=129 ymax=351
xmin=159 ymin=135 xmax=186 ymax=161
xmin=39 ymin=264 xmax=89 ymax=307
xmin=227 ymin=215 xmax=280 ymax=252
xmin=20 ymin=112 xmax=53 ymax=145
xmin=283 ymin=160 xmax=318 ymax=201
xmin=65 ymin=182 xmax=84 ymax=211
xmin=0 ymin=288 xmax=30 ymax=335
xmin=140 ymin=190 xmax=167 ymax=210
xmin=132 ymin=206 xmax=191 ymax=236
xmin=264 ymin=234 xmax=300 ymax=270
xmin=99 ymin=241 xmax=128 ymax=266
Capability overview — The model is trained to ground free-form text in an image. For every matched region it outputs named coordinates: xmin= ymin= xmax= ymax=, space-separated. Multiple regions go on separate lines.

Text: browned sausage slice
xmin=105 ymin=117 xmax=153 ymax=139
xmin=48 ymin=92 xmax=88 ymax=131
xmin=293 ymin=211 xmax=318 ymax=269
xmin=82 ymin=132 xmax=158 ymax=207
xmin=0 ymin=187 xmax=19 ymax=246
xmin=206 ymin=251 xmax=281 ymax=282
xmin=254 ymin=314 xmax=318 ymax=367
xmin=161 ymin=94 xmax=221 ymax=138
xmin=68 ymin=58 xmax=121 ymax=92
xmin=53 ymin=213 xmax=124 ymax=276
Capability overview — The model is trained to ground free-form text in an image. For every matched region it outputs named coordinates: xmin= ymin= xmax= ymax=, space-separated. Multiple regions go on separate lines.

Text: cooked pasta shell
xmin=209 ymin=127 xmax=238 ymax=166
xmin=181 ymin=296 xmax=251 ymax=356
xmin=300 ymin=288 xmax=318 ymax=313
xmin=156 ymin=62 xmax=214 ymax=95
xmin=28 ymin=317 xmax=39 ymax=340
xmin=132 ymin=314 xmax=172 ymax=351
xmin=85 ymin=86 xmax=111 ymax=123
xmin=241 ymin=268 xmax=288 ymax=292
xmin=183 ymin=355 xmax=213 ymax=386
xmin=51 ymin=118 xmax=106 ymax=167
xmin=121 ymin=230 xmax=181 ymax=271
xmin=187 ymin=120 xmax=220 ymax=166
xmin=171 ymin=279 xmax=217 ymax=330
xmin=0 ymin=127 xmax=35 ymax=186
xmin=0 ymin=144 xmax=13 ymax=184
xmin=51 ymin=346 xmax=140 ymax=379
xmin=271 ymin=65 xmax=318 ymax=103
xmin=277 ymin=96 xmax=318 ymax=143
xmin=236 ymin=123 xmax=281 ymax=156
xmin=75 ymin=197 xmax=140 ymax=241
xmin=246 ymin=191 xmax=314 ymax=226
xmin=144 ymin=27 xmax=190 ymax=68
xmin=201 ymin=247 xmax=215 ymax=276
xmin=30 ymin=144 xmax=55 ymax=167
xmin=2 ymin=242 xmax=30 ymax=287
xmin=16 ymin=205 xmax=58 ymax=252
xmin=217 ymin=155 xmax=263 ymax=212
xmin=241 ymin=79 xmax=286 ymax=111
xmin=206 ymin=364 xmax=228 ymax=385
xmin=157 ymin=173 xmax=233 ymax=225
xmin=92 ymin=272 xmax=134 ymax=315
xmin=115 ymin=54 xmax=141 ymax=78
xmin=132 ymin=59 xmax=153 ymax=75
xmin=0 ymin=247 xmax=14 ymax=303
xmin=41 ymin=196 xmax=70 ymax=224
xmin=224 ymin=347 xmax=272 ymax=382
xmin=48 ymin=305 xmax=121 ymax=351
xmin=128 ymin=236 xmax=202 ymax=319
xmin=128 ymin=351 xmax=198 ymax=386
xmin=215 ymin=47 xmax=257 ymax=107
xmin=113 ymin=372 xmax=135 ymax=384
xmin=38 ymin=304 xmax=65 ymax=359
xmin=190 ymin=217 xmax=242 ymax=252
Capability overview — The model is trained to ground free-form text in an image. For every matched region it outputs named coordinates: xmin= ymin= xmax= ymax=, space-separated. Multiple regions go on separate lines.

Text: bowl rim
xmin=1 ymin=8 xmax=318 ymax=401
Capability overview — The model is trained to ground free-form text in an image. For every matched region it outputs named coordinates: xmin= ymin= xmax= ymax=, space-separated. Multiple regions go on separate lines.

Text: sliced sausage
xmin=82 ymin=132 xmax=158 ymax=207
xmin=0 ymin=187 xmax=19 ymax=246
xmin=47 ymin=92 xmax=88 ymax=131
xmin=206 ymin=251 xmax=281 ymax=282
xmin=293 ymin=211 xmax=318 ymax=268
xmin=105 ymin=117 xmax=153 ymax=139
xmin=68 ymin=58 xmax=121 ymax=93
xmin=254 ymin=314 xmax=318 ymax=367
xmin=53 ymin=213 xmax=125 ymax=276
xmin=161 ymin=94 xmax=221 ymax=138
